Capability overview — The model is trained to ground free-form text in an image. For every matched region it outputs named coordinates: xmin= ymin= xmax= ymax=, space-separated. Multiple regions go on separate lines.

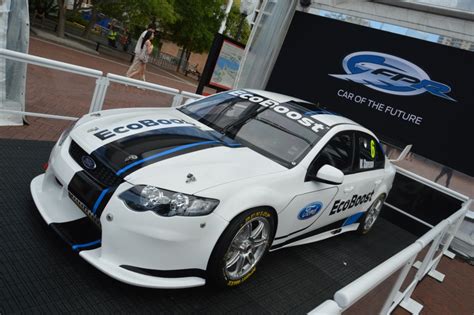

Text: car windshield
xmin=178 ymin=91 xmax=330 ymax=168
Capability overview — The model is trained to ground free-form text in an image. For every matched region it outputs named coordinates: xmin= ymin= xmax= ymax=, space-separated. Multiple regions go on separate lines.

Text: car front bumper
xmin=31 ymin=165 xmax=229 ymax=289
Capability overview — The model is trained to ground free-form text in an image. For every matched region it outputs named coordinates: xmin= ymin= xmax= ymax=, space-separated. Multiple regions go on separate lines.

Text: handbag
xmin=138 ymin=45 xmax=149 ymax=63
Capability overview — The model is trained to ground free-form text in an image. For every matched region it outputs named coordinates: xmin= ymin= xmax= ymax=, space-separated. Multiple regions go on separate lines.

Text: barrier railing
xmin=309 ymin=198 xmax=472 ymax=315
xmin=382 ymin=165 xmax=470 ymax=230
xmin=0 ymin=48 xmax=203 ymax=122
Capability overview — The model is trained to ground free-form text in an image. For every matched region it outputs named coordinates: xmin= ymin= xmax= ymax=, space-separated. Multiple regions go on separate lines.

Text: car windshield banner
xmin=266 ymin=11 xmax=474 ymax=176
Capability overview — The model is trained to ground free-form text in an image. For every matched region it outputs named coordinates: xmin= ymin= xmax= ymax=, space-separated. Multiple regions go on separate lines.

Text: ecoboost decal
xmin=94 ymin=119 xmax=192 ymax=140
xmin=228 ymin=90 xmax=330 ymax=134
xmin=329 ymin=191 xmax=374 ymax=216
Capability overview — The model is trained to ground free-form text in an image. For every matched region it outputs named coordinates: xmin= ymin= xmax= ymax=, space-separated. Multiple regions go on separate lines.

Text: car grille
xmin=69 ymin=140 xmax=122 ymax=187
xmin=68 ymin=191 xmax=101 ymax=228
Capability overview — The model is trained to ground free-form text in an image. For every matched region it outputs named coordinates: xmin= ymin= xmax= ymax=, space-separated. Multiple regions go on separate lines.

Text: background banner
xmin=267 ymin=11 xmax=474 ymax=176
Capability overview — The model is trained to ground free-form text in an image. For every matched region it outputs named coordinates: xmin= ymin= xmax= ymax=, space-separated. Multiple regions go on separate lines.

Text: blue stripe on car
xmin=342 ymin=212 xmax=364 ymax=226
xmin=115 ymin=140 xmax=220 ymax=176
xmin=72 ymin=239 xmax=101 ymax=251
xmin=92 ymin=188 xmax=110 ymax=214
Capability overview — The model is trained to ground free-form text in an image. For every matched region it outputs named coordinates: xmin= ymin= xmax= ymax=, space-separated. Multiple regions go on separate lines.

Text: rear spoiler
xmin=389 ymin=144 xmax=412 ymax=163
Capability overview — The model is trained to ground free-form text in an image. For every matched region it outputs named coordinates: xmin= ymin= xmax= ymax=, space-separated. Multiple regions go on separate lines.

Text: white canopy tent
xmin=0 ymin=0 xmax=29 ymax=126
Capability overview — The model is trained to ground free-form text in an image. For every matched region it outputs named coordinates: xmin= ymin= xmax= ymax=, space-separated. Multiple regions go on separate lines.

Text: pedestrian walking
xmin=434 ymin=166 xmax=453 ymax=187
xmin=126 ymin=31 xmax=154 ymax=81
xmin=134 ymin=23 xmax=156 ymax=56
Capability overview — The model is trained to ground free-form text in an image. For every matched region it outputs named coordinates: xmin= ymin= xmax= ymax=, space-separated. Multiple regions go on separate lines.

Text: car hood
xmin=124 ymin=146 xmax=286 ymax=194
xmin=70 ymin=107 xmax=286 ymax=194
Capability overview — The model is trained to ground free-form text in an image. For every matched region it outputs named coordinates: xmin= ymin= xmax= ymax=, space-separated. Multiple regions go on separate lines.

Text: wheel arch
xmin=205 ymin=205 xmax=278 ymax=286
xmin=217 ymin=205 xmax=279 ymax=248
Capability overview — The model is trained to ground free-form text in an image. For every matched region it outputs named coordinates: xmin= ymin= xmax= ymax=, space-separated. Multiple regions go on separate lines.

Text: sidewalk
xmin=30 ymin=27 xmax=99 ymax=55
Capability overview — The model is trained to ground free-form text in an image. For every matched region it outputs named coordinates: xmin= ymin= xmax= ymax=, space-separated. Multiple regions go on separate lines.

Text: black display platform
xmin=0 ymin=139 xmax=417 ymax=314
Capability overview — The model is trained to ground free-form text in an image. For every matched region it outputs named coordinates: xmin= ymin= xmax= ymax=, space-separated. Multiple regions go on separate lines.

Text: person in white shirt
xmin=134 ymin=23 xmax=156 ymax=55
xmin=126 ymin=23 xmax=156 ymax=81
xmin=126 ymin=31 xmax=154 ymax=81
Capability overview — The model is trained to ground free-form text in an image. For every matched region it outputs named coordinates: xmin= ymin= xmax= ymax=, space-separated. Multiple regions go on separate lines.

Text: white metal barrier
xmin=0 ymin=48 xmax=204 ymax=122
xmin=382 ymin=165 xmax=470 ymax=231
xmin=309 ymin=199 xmax=472 ymax=315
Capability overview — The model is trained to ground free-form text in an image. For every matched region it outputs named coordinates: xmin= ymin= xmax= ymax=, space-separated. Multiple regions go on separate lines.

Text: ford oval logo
xmin=81 ymin=155 xmax=96 ymax=170
xmin=298 ymin=202 xmax=323 ymax=220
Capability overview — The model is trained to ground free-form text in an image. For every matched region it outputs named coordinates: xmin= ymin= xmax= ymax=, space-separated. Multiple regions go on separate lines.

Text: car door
xmin=307 ymin=131 xmax=378 ymax=229
xmin=319 ymin=132 xmax=387 ymax=228
xmin=276 ymin=131 xmax=355 ymax=238
xmin=353 ymin=131 xmax=387 ymax=200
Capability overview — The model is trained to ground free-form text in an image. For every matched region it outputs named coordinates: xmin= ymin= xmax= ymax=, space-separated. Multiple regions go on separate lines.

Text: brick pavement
xmin=0 ymin=36 xmax=199 ymax=142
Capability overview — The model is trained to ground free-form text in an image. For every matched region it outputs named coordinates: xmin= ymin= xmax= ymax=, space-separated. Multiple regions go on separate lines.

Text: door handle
xmin=374 ymin=179 xmax=382 ymax=185
xmin=343 ymin=186 xmax=354 ymax=193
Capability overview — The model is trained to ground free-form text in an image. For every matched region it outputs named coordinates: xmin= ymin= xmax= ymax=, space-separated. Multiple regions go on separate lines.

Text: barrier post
xmin=89 ymin=76 xmax=110 ymax=112
xmin=379 ymin=254 xmax=417 ymax=314
xmin=412 ymin=225 xmax=447 ymax=284
xmin=439 ymin=202 xmax=470 ymax=258
xmin=171 ymin=93 xmax=184 ymax=107
xmin=430 ymin=214 xmax=464 ymax=272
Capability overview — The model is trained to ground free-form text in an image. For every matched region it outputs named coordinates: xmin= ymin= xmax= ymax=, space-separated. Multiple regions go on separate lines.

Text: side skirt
xmin=270 ymin=221 xmax=359 ymax=251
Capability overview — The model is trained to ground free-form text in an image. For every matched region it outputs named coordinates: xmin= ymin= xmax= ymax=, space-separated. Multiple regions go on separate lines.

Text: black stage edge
xmin=0 ymin=139 xmax=417 ymax=314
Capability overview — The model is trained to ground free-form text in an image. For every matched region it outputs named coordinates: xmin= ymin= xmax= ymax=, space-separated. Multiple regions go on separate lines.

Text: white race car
xmin=31 ymin=89 xmax=395 ymax=288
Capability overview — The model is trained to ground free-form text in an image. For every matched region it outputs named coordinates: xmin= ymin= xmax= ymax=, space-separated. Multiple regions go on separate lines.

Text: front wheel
xmin=357 ymin=194 xmax=386 ymax=235
xmin=207 ymin=208 xmax=275 ymax=287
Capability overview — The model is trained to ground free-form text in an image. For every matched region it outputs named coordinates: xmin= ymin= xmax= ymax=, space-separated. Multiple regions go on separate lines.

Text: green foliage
xmin=78 ymin=0 xmax=176 ymax=40
xmin=165 ymin=0 xmax=226 ymax=53
xmin=224 ymin=4 xmax=250 ymax=44
xmin=29 ymin=0 xmax=58 ymax=17
xmin=90 ymin=0 xmax=176 ymax=30
xmin=66 ymin=11 xmax=88 ymax=26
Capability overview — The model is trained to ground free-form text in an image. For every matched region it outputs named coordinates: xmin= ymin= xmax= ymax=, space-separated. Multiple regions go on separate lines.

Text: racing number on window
xmin=311 ymin=132 xmax=354 ymax=174
xmin=357 ymin=133 xmax=384 ymax=171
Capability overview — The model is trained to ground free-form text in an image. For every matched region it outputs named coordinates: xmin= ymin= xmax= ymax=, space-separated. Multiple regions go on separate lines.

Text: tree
xmin=166 ymin=0 xmax=226 ymax=71
xmin=72 ymin=0 xmax=84 ymax=15
xmin=57 ymin=0 xmax=66 ymax=38
xmin=116 ymin=0 xmax=176 ymax=29
xmin=81 ymin=0 xmax=176 ymax=39
xmin=29 ymin=0 xmax=58 ymax=18
xmin=224 ymin=4 xmax=250 ymax=44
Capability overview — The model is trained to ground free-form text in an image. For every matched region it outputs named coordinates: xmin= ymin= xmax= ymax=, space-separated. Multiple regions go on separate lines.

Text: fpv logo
xmin=329 ymin=51 xmax=456 ymax=101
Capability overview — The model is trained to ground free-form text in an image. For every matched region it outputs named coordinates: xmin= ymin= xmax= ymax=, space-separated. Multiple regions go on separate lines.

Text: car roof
xmin=244 ymin=89 xmax=361 ymax=128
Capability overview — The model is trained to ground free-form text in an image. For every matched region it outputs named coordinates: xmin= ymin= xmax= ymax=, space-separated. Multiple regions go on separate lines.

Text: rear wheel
xmin=357 ymin=194 xmax=385 ymax=235
xmin=207 ymin=208 xmax=275 ymax=287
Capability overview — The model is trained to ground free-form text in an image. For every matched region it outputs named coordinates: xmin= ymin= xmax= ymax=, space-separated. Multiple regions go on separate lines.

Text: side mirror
xmin=313 ymin=164 xmax=344 ymax=185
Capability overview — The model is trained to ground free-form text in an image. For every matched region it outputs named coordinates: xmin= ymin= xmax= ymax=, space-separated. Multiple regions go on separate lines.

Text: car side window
xmin=310 ymin=132 xmax=354 ymax=175
xmin=356 ymin=133 xmax=385 ymax=171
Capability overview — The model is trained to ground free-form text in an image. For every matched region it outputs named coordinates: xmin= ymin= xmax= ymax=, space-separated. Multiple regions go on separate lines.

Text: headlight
xmin=57 ymin=123 xmax=75 ymax=146
xmin=119 ymin=185 xmax=220 ymax=217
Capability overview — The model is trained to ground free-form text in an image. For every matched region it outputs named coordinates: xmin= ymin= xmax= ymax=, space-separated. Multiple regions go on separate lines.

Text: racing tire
xmin=207 ymin=208 xmax=276 ymax=288
xmin=357 ymin=194 xmax=386 ymax=235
